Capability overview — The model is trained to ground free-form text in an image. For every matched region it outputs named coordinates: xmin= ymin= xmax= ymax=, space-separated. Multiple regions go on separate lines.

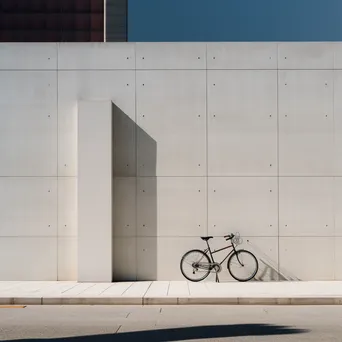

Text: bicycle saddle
xmin=200 ymin=236 xmax=213 ymax=241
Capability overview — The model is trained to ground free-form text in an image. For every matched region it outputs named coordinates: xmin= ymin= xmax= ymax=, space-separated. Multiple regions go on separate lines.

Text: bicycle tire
xmin=227 ymin=249 xmax=258 ymax=282
xmin=180 ymin=249 xmax=211 ymax=282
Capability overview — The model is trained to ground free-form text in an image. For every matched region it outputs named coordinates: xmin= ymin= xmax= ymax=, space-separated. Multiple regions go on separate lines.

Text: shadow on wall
xmin=110 ymin=105 xmax=299 ymax=283
xmin=7 ymin=324 xmax=309 ymax=342
xmin=245 ymin=240 xmax=300 ymax=282
xmin=112 ymin=103 xmax=157 ymax=281
xmin=254 ymin=260 xmax=301 ymax=282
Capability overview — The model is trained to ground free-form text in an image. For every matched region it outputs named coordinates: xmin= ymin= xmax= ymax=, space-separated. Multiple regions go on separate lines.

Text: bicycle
xmin=180 ymin=233 xmax=258 ymax=282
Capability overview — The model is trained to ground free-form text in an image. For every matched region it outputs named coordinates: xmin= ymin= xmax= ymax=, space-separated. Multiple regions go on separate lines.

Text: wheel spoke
xmin=228 ymin=251 xmax=258 ymax=282
xmin=180 ymin=250 xmax=211 ymax=281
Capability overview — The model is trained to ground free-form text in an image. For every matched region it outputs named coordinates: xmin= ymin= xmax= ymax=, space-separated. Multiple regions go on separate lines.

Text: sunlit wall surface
xmin=1 ymin=43 xmax=342 ymax=281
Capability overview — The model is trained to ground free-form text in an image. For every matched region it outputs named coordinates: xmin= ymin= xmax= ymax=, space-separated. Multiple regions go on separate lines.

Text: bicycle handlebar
xmin=224 ymin=233 xmax=235 ymax=241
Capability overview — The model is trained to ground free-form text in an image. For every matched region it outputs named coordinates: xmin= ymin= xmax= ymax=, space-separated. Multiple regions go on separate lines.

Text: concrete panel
xmin=279 ymin=237 xmax=334 ymax=280
xmin=0 ymin=43 xmax=57 ymax=70
xmin=137 ymin=177 xmax=207 ymax=237
xmin=278 ymin=43 xmax=334 ymax=69
xmin=279 ymin=70 xmax=334 ymax=176
xmin=279 ymin=177 xmax=334 ymax=237
xmin=137 ymin=237 xmax=201 ymax=281
xmin=208 ymin=177 xmax=278 ymax=237
xmin=334 ymin=237 xmax=342 ymax=280
xmin=58 ymin=177 xmax=77 ymax=237
xmin=136 ymin=43 xmax=206 ymax=69
xmin=0 ymin=71 xmax=57 ymax=105
xmin=168 ymin=281 xmax=189 ymax=296
xmin=113 ymin=238 xmax=137 ymax=281
xmin=334 ymin=178 xmax=342 ymax=237
xmin=137 ymin=71 xmax=206 ymax=176
xmin=207 ymin=43 xmax=277 ymax=69
xmin=113 ymin=177 xmax=136 ymax=237
xmin=78 ymin=101 xmax=112 ymax=282
xmin=122 ymin=281 xmax=151 ymax=297
xmin=0 ymin=178 xmax=57 ymax=237
xmin=58 ymin=70 xmax=135 ymax=176
xmin=136 ymin=237 xmax=158 ymax=280
xmin=0 ymin=107 xmax=57 ymax=176
xmin=58 ymin=237 xmax=77 ymax=281
xmin=208 ymin=70 xmax=277 ymax=176
xmin=0 ymin=71 xmax=57 ymax=176
xmin=333 ymin=44 xmax=342 ymax=69
xmin=0 ymin=237 xmax=57 ymax=280
xmin=58 ymin=43 xmax=135 ymax=70
xmin=334 ymin=71 xmax=342 ymax=175
xmin=113 ymin=103 xmax=136 ymax=177
xmin=136 ymin=177 xmax=157 ymax=238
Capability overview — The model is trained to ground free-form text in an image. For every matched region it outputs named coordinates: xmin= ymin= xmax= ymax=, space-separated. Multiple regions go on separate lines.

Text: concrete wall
xmin=0 ymin=42 xmax=341 ymax=281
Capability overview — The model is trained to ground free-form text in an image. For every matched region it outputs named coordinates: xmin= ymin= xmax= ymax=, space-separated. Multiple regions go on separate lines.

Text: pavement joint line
xmin=99 ymin=284 xmax=115 ymax=295
xmin=121 ymin=282 xmax=135 ymax=296
xmin=76 ymin=283 xmax=97 ymax=295
xmin=32 ymin=283 xmax=57 ymax=294
xmin=142 ymin=281 xmax=153 ymax=298
xmin=61 ymin=283 xmax=79 ymax=294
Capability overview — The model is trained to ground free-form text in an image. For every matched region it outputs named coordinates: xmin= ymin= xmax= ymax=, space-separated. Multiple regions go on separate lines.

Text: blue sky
xmin=128 ymin=0 xmax=342 ymax=41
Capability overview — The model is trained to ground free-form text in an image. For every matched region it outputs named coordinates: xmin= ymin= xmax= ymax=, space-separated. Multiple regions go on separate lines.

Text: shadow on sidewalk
xmin=7 ymin=323 xmax=309 ymax=342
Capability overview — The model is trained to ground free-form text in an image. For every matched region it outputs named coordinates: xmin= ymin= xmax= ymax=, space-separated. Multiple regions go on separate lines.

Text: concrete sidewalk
xmin=1 ymin=281 xmax=342 ymax=306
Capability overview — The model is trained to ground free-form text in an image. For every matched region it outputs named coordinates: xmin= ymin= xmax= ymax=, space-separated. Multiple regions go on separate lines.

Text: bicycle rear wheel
xmin=227 ymin=249 xmax=258 ymax=282
xmin=180 ymin=249 xmax=211 ymax=282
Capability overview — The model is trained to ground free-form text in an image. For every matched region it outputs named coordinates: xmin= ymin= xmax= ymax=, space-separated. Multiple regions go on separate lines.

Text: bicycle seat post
xmin=203 ymin=238 xmax=220 ymax=283
xmin=205 ymin=239 xmax=213 ymax=260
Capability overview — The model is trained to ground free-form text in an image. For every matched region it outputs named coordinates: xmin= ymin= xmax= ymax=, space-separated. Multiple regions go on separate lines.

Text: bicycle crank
xmin=212 ymin=263 xmax=222 ymax=273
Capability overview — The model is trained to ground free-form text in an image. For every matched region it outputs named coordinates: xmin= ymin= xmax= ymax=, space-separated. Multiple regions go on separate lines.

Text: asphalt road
xmin=0 ymin=305 xmax=341 ymax=341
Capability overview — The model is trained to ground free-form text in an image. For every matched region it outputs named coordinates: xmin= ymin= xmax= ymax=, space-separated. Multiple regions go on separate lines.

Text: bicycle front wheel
xmin=227 ymin=250 xmax=258 ymax=282
xmin=180 ymin=249 xmax=211 ymax=282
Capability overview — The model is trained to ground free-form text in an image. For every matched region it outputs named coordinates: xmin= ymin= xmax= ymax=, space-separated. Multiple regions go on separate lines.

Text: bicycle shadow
xmin=245 ymin=240 xmax=300 ymax=282
xmin=4 ymin=324 xmax=309 ymax=342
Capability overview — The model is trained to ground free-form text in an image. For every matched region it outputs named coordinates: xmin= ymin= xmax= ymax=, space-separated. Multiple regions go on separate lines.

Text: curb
xmin=1 ymin=297 xmax=342 ymax=305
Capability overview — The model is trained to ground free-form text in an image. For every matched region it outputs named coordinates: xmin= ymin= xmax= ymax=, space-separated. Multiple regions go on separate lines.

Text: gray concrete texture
xmin=1 ymin=305 xmax=342 ymax=341
xmin=0 ymin=43 xmax=342 ymax=281
xmin=78 ymin=101 xmax=113 ymax=282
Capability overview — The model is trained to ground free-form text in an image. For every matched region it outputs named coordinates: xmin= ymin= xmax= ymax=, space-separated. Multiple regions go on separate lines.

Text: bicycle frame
xmin=203 ymin=240 xmax=238 ymax=267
